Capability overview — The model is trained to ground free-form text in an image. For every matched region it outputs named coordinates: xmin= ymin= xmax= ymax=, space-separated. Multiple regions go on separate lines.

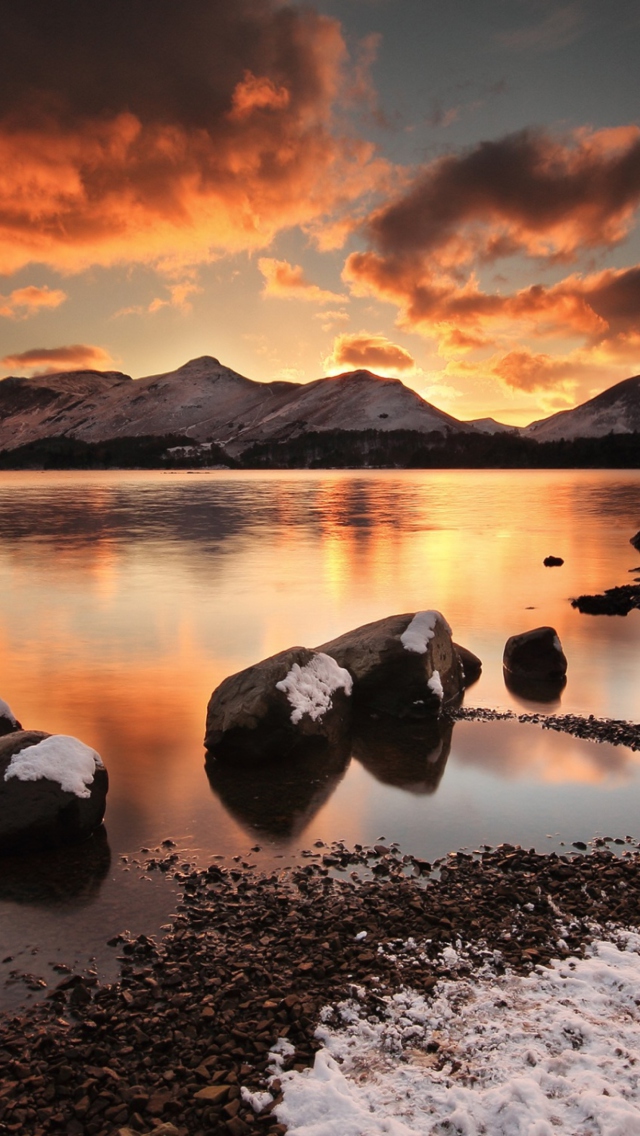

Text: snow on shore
xmin=271 ymin=933 xmax=640 ymax=1136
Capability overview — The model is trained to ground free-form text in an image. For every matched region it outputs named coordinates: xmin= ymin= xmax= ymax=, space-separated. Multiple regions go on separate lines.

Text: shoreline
xmin=3 ymin=837 xmax=640 ymax=1136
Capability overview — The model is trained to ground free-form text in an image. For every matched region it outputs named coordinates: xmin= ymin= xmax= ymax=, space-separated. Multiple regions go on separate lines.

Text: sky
xmin=1 ymin=0 xmax=640 ymax=425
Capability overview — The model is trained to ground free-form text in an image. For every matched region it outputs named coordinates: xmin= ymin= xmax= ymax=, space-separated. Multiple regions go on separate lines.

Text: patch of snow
xmin=241 ymin=1086 xmax=274 ymax=1114
xmin=269 ymin=1037 xmax=296 ymax=1072
xmin=427 ymin=670 xmax=444 ymax=700
xmin=401 ymin=611 xmax=451 ymax=655
xmin=354 ymin=931 xmax=368 ymax=942
xmin=275 ymin=931 xmax=640 ymax=1136
xmin=4 ymin=735 xmax=104 ymax=799
xmin=276 ymin=653 xmax=352 ymax=725
xmin=0 ymin=697 xmax=17 ymax=724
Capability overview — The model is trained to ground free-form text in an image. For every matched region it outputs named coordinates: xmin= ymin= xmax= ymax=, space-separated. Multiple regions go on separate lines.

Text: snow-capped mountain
xmin=1 ymin=357 xmax=638 ymax=454
xmin=0 ymin=357 xmax=472 ymax=453
xmin=523 ymin=375 xmax=640 ymax=441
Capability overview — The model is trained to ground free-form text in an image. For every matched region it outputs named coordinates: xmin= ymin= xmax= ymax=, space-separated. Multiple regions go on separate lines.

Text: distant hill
xmin=523 ymin=375 xmax=640 ymax=441
xmin=0 ymin=357 xmax=638 ymax=464
xmin=465 ymin=417 xmax=519 ymax=435
xmin=0 ymin=356 xmax=473 ymax=454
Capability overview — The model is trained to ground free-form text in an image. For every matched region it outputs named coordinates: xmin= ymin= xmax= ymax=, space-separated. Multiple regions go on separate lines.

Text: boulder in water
xmin=317 ymin=610 xmax=464 ymax=717
xmin=204 ymin=646 xmax=352 ymax=760
xmin=0 ymin=731 xmax=108 ymax=853
xmin=503 ymin=626 xmax=567 ymax=687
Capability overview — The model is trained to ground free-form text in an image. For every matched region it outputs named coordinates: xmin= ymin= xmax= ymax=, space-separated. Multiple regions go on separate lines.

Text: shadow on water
xmin=351 ymin=715 xmax=453 ymax=794
xmin=205 ymin=737 xmax=351 ymax=841
xmin=0 ymin=825 xmax=111 ymax=907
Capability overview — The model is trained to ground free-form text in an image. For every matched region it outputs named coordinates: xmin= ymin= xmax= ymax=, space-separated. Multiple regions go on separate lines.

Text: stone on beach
xmin=204 ymin=646 xmax=352 ymax=760
xmin=0 ymin=730 xmax=108 ymax=853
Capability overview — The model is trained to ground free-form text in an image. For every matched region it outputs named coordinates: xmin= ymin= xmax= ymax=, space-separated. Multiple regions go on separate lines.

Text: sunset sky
xmin=1 ymin=0 xmax=640 ymax=424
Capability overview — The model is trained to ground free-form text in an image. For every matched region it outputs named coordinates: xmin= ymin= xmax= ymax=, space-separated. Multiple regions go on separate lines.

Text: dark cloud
xmin=0 ymin=0 xmax=385 ymax=272
xmin=361 ymin=126 xmax=640 ymax=265
xmin=1 ymin=1 xmax=329 ymax=130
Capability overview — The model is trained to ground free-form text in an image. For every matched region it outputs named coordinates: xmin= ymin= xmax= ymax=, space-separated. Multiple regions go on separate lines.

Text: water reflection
xmin=503 ymin=668 xmax=567 ymax=706
xmin=205 ymin=740 xmax=350 ymax=840
xmin=0 ymin=826 xmax=111 ymax=907
xmin=351 ymin=715 xmax=452 ymax=794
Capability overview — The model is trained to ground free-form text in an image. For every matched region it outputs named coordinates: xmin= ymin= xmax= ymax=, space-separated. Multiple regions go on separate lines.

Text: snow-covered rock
xmin=204 ymin=647 xmax=352 ymax=761
xmin=317 ymin=610 xmax=464 ymax=717
xmin=0 ymin=730 xmax=108 ymax=852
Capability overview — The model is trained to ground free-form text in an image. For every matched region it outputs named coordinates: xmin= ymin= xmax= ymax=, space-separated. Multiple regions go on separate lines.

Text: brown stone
xmin=193 ymin=1084 xmax=230 ymax=1104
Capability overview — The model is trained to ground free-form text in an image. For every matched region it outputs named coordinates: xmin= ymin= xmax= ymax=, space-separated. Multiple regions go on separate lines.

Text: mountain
xmin=0 ymin=357 xmax=472 ymax=454
xmin=465 ymin=417 xmax=519 ymax=435
xmin=1 ymin=357 xmax=638 ymax=458
xmin=523 ymin=375 xmax=640 ymax=441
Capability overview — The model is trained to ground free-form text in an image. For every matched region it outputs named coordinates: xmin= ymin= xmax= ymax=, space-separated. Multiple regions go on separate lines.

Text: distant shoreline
xmin=0 ymin=429 xmax=638 ymax=470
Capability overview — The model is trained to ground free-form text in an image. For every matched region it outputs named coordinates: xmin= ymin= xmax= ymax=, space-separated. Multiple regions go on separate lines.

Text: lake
xmin=0 ymin=468 xmax=639 ymax=1009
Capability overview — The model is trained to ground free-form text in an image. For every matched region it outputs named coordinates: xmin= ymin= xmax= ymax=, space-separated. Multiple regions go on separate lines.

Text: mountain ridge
xmin=0 ymin=355 xmax=639 ymax=453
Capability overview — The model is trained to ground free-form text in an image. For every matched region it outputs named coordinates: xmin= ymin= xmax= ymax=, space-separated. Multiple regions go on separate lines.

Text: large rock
xmin=0 ymin=731 xmax=108 ymax=853
xmin=204 ymin=646 xmax=353 ymax=760
xmin=503 ymin=626 xmax=567 ymax=694
xmin=317 ymin=610 xmax=464 ymax=717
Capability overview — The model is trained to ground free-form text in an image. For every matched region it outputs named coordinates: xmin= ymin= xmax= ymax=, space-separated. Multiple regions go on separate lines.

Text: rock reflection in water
xmin=0 ymin=825 xmax=111 ymax=906
xmin=351 ymin=714 xmax=453 ymax=794
xmin=205 ymin=738 xmax=350 ymax=841
xmin=503 ymin=667 xmax=567 ymax=707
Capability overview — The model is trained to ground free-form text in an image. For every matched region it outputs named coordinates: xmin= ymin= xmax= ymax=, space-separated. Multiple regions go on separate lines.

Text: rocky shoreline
xmin=3 ymin=829 xmax=640 ymax=1136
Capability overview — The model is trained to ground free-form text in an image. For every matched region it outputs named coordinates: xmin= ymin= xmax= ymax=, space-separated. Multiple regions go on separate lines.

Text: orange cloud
xmin=344 ymin=142 xmax=640 ymax=397
xmin=0 ymin=285 xmax=67 ymax=319
xmin=325 ymin=332 xmax=416 ymax=374
xmin=1 ymin=344 xmax=115 ymax=376
xmin=258 ymin=258 xmax=347 ymax=303
xmin=0 ymin=2 xmax=387 ymax=275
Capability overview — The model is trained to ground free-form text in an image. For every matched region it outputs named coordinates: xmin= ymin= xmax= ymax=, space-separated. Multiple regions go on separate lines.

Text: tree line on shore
xmin=0 ymin=428 xmax=638 ymax=469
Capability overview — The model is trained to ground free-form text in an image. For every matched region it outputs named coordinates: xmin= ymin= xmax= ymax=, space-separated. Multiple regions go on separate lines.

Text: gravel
xmin=3 ymin=835 xmax=640 ymax=1136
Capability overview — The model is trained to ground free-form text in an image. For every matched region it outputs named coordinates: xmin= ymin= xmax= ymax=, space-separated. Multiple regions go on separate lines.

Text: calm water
xmin=0 ymin=469 xmax=639 ymax=1009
